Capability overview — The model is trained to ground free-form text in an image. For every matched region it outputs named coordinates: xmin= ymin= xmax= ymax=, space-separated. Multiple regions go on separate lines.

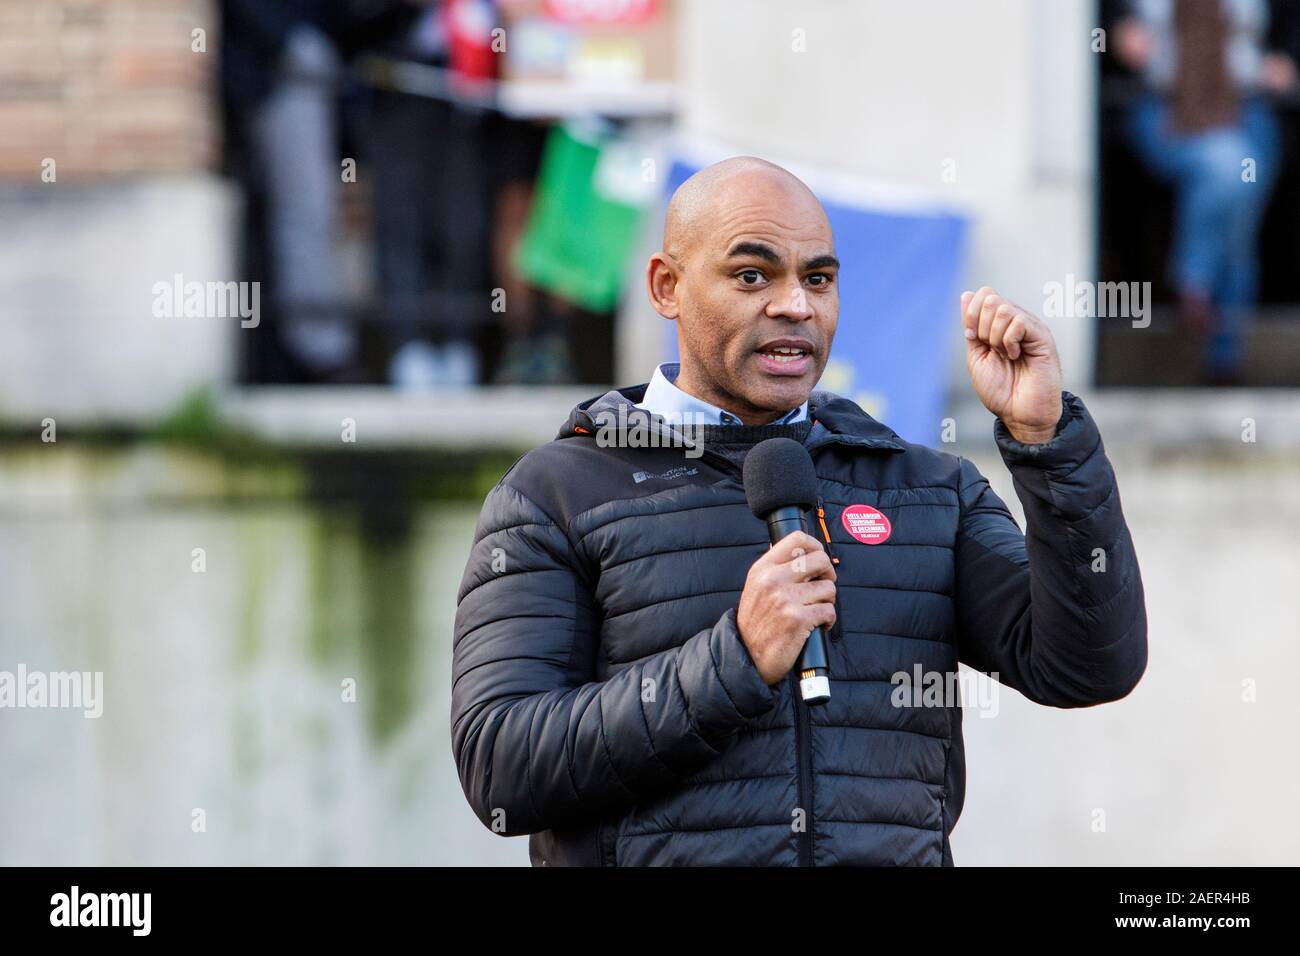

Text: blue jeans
xmin=1126 ymin=93 xmax=1281 ymax=373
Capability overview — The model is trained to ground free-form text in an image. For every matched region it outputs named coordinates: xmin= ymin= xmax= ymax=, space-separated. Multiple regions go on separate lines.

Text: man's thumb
xmin=960 ymin=291 xmax=980 ymax=353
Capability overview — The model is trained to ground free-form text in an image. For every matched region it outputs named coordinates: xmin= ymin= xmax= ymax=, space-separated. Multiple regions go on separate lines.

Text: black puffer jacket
xmin=450 ymin=385 xmax=1147 ymax=866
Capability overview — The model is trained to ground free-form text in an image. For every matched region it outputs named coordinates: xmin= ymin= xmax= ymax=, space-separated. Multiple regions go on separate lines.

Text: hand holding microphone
xmin=738 ymin=438 xmax=835 ymax=704
xmin=735 ymin=530 xmax=837 ymax=688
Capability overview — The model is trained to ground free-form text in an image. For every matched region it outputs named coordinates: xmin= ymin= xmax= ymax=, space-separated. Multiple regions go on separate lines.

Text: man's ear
xmin=646 ymin=252 xmax=681 ymax=320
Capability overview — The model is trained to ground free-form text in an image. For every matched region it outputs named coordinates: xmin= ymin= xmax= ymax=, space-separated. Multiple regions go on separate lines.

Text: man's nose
xmin=766 ymin=279 xmax=814 ymax=321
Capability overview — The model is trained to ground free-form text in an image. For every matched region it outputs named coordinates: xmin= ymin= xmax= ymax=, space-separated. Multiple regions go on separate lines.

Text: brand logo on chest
xmin=632 ymin=466 xmax=700 ymax=484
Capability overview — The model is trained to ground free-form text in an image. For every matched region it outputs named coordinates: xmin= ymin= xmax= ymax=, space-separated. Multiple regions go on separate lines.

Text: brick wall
xmin=0 ymin=0 xmax=218 ymax=182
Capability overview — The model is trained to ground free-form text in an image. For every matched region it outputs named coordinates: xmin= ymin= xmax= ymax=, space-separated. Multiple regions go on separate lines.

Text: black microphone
xmin=742 ymin=437 xmax=831 ymax=706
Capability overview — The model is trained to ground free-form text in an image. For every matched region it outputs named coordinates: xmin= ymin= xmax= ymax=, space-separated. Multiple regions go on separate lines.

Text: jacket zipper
xmin=815 ymin=498 xmax=840 ymax=568
xmin=938 ymin=739 xmax=952 ymax=865
xmin=815 ymin=497 xmax=844 ymax=644
xmin=792 ymin=671 xmax=814 ymax=866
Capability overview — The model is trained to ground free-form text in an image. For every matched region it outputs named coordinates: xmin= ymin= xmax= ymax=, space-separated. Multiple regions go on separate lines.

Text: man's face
xmin=653 ymin=172 xmax=839 ymax=424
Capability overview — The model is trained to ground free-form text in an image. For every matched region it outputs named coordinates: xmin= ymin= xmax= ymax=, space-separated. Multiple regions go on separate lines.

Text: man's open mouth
xmin=755 ymin=339 xmax=816 ymax=374
xmin=757 ymin=345 xmax=809 ymax=364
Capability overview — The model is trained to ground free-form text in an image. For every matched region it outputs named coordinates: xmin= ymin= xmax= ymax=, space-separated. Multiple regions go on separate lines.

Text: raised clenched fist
xmin=961 ymin=287 xmax=1064 ymax=445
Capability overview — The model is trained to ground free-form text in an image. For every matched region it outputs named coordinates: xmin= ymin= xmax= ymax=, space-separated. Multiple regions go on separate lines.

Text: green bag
xmin=514 ymin=122 xmax=652 ymax=313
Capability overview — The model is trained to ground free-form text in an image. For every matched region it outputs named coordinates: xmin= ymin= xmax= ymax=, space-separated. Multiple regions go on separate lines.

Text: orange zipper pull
xmin=815 ymin=500 xmax=840 ymax=565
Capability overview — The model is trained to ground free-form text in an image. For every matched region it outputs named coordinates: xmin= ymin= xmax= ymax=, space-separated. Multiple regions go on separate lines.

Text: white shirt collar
xmin=634 ymin=363 xmax=808 ymax=426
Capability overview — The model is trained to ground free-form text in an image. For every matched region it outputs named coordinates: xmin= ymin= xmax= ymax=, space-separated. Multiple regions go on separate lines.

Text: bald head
xmin=663 ymin=157 xmax=828 ymax=263
xmin=645 ymin=155 xmax=839 ymax=426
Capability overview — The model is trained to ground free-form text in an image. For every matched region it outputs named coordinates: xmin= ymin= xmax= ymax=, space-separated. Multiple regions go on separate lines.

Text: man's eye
xmin=807 ymin=273 xmax=833 ymax=287
xmin=737 ymin=270 xmax=764 ymax=285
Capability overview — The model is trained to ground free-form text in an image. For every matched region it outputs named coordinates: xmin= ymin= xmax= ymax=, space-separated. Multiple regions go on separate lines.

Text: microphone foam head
xmin=743 ymin=437 xmax=819 ymax=518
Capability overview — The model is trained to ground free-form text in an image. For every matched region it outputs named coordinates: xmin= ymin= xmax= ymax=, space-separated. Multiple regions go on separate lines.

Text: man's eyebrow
xmin=803 ymin=254 xmax=840 ymax=271
xmin=726 ymin=241 xmax=782 ymax=264
xmin=724 ymin=242 xmax=839 ymax=272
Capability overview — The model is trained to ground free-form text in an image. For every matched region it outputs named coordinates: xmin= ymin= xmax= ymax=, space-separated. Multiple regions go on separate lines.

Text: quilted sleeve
xmin=953 ymin=391 xmax=1148 ymax=707
xmin=450 ymin=479 xmax=782 ymax=836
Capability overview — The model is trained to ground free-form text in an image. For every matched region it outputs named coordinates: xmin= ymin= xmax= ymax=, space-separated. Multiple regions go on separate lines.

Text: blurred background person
xmin=1115 ymin=0 xmax=1298 ymax=384
xmin=222 ymin=0 xmax=361 ymax=382
xmin=364 ymin=0 xmax=558 ymax=388
xmin=369 ymin=0 xmax=485 ymax=388
xmin=223 ymin=0 xmax=569 ymax=387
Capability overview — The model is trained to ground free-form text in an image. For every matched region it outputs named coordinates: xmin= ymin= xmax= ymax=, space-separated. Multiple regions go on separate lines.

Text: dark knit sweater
xmin=699 ymin=420 xmax=815 ymax=470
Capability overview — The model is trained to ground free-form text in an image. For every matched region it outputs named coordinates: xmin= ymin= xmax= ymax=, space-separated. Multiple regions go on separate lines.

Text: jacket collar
xmin=559 ymin=383 xmax=906 ymax=454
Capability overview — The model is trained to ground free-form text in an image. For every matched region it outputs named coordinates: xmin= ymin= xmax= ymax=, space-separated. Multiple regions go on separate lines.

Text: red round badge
xmin=841 ymin=504 xmax=892 ymax=545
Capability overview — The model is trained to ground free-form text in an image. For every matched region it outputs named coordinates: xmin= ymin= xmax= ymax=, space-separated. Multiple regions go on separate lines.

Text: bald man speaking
xmin=451 ymin=158 xmax=1147 ymax=866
